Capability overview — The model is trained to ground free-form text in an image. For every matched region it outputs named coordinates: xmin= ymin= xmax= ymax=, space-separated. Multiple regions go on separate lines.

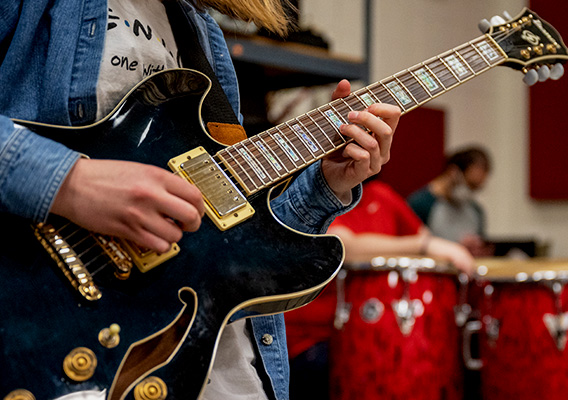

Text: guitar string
xmin=171 ymin=24 xmax=529 ymax=197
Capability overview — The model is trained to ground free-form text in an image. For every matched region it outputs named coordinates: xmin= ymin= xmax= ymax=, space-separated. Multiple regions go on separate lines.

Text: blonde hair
xmin=193 ymin=0 xmax=294 ymax=36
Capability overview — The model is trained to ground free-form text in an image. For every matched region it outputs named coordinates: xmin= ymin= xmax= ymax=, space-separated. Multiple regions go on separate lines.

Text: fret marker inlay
xmin=274 ymin=133 xmax=300 ymax=162
xmin=324 ymin=110 xmax=343 ymax=128
xmin=415 ymin=67 xmax=440 ymax=91
xmin=445 ymin=54 xmax=469 ymax=76
xmin=360 ymin=93 xmax=375 ymax=106
xmin=238 ymin=148 xmax=267 ymax=180
xmin=257 ymin=142 xmax=282 ymax=171
xmin=292 ymin=124 xmax=319 ymax=153
xmin=386 ymin=81 xmax=412 ymax=105
xmin=477 ymin=41 xmax=499 ymax=61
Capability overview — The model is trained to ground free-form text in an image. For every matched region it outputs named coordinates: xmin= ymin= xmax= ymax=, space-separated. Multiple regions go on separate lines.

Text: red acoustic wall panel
xmin=378 ymin=107 xmax=445 ymax=198
xmin=529 ymin=1 xmax=568 ymax=200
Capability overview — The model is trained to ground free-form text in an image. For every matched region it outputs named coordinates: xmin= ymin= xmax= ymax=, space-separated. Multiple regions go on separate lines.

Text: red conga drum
xmin=330 ymin=256 xmax=465 ymax=400
xmin=463 ymin=258 xmax=568 ymax=400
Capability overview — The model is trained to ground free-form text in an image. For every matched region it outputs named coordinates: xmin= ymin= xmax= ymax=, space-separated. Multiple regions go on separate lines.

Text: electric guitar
xmin=2 ymin=8 xmax=567 ymax=400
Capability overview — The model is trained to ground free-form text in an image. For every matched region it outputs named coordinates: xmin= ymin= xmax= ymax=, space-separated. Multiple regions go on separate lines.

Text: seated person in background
xmin=286 ymin=179 xmax=475 ymax=400
xmin=407 ymin=146 xmax=494 ymax=257
xmin=329 ymin=179 xmax=475 ymax=273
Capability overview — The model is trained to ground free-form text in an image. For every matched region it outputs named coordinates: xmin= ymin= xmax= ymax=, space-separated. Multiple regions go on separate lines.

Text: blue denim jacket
xmin=0 ymin=1 xmax=361 ymax=399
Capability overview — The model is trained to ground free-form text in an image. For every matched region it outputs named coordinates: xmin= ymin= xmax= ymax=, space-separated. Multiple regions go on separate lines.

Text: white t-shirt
xmin=96 ymin=0 xmax=181 ymax=119
xmin=62 ymin=1 xmax=269 ymax=399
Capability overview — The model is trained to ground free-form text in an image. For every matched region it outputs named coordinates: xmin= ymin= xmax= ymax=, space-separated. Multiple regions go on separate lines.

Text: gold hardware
xmin=520 ymin=49 xmax=531 ymax=59
xmin=63 ymin=347 xmax=97 ymax=382
xmin=169 ymin=147 xmax=255 ymax=232
xmin=534 ymin=44 xmax=544 ymax=55
xmin=99 ymin=323 xmax=121 ymax=348
xmin=93 ymin=235 xmax=133 ymax=280
xmin=134 ymin=376 xmax=168 ymax=400
xmin=3 ymin=389 xmax=35 ymax=400
xmin=547 ymin=44 xmax=558 ymax=54
xmin=34 ymin=223 xmax=102 ymax=301
xmin=121 ymin=240 xmax=180 ymax=273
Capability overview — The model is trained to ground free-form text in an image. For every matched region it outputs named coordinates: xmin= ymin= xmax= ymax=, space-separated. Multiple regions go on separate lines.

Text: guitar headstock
xmin=487 ymin=8 xmax=568 ymax=85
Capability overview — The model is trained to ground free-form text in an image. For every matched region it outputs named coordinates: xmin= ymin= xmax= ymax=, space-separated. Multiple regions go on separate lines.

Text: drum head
xmin=475 ymin=258 xmax=568 ymax=282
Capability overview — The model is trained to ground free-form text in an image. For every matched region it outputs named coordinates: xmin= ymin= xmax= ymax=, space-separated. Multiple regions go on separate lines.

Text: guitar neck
xmin=217 ymin=34 xmax=506 ymax=195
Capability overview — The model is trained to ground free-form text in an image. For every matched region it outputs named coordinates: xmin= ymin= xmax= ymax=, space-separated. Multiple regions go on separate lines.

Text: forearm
xmin=329 ymin=226 xmax=426 ymax=262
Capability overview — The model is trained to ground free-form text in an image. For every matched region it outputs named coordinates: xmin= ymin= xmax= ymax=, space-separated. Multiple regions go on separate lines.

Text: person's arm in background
xmin=328 ymin=225 xmax=475 ymax=274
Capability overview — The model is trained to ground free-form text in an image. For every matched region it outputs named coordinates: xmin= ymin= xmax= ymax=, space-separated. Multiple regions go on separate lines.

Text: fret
xmin=330 ymin=100 xmax=352 ymax=123
xmin=368 ymin=83 xmax=399 ymax=106
xmin=475 ymin=38 xmax=504 ymax=65
xmin=311 ymin=109 xmax=345 ymax=147
xmin=380 ymin=81 xmax=409 ymax=111
xmin=322 ymin=105 xmax=349 ymax=148
xmin=219 ymin=147 xmax=260 ymax=193
xmin=458 ymin=44 xmax=489 ymax=74
xmin=426 ymin=57 xmax=459 ymax=89
xmin=340 ymin=98 xmax=355 ymax=112
xmin=423 ymin=63 xmax=447 ymax=90
xmin=235 ymin=142 xmax=271 ymax=185
xmin=321 ymin=105 xmax=347 ymax=130
xmin=296 ymin=116 xmax=335 ymax=152
xmin=250 ymin=138 xmax=285 ymax=179
xmin=267 ymin=128 xmax=302 ymax=167
xmin=275 ymin=125 xmax=312 ymax=163
xmin=455 ymin=50 xmax=477 ymax=76
xmin=286 ymin=120 xmax=323 ymax=158
xmin=409 ymin=65 xmax=444 ymax=97
xmin=441 ymin=52 xmax=472 ymax=81
xmin=253 ymin=135 xmax=292 ymax=175
xmin=304 ymin=111 xmax=336 ymax=148
xmin=396 ymin=73 xmax=430 ymax=105
xmin=353 ymin=89 xmax=379 ymax=107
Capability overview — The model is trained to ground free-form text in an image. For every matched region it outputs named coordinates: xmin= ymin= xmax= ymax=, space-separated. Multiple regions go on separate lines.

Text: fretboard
xmin=217 ymin=34 xmax=506 ymax=195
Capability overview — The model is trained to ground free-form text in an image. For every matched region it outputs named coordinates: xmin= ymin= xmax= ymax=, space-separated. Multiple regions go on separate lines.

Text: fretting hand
xmin=321 ymin=79 xmax=401 ymax=203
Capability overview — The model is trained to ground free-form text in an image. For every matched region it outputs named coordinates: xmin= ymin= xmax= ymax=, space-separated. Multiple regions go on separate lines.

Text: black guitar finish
xmin=0 ymin=69 xmax=343 ymax=400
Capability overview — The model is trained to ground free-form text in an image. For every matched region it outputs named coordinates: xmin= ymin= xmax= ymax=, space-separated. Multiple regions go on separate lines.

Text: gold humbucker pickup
xmin=168 ymin=147 xmax=254 ymax=231
xmin=120 ymin=240 xmax=180 ymax=273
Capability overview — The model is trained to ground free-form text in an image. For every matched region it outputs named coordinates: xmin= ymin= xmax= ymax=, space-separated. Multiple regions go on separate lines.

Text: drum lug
xmin=334 ymin=269 xmax=352 ymax=330
xmin=543 ymin=312 xmax=568 ymax=351
xmin=454 ymin=303 xmax=472 ymax=327
xmin=392 ymin=298 xmax=424 ymax=336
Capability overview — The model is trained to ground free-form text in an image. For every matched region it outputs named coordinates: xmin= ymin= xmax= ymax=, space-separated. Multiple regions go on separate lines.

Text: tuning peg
xmin=490 ymin=15 xmax=506 ymax=26
xmin=478 ymin=19 xmax=492 ymax=33
xmin=502 ymin=11 xmax=513 ymax=21
xmin=550 ymin=63 xmax=565 ymax=80
xmin=538 ymin=65 xmax=551 ymax=82
xmin=523 ymin=69 xmax=539 ymax=86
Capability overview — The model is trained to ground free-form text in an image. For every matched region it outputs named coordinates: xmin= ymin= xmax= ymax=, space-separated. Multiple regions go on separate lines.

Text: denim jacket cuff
xmin=270 ymin=162 xmax=362 ymax=234
xmin=0 ymin=122 xmax=81 ymax=222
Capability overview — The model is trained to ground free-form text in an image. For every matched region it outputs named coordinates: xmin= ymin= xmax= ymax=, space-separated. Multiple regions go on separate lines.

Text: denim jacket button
xmin=261 ymin=333 xmax=274 ymax=346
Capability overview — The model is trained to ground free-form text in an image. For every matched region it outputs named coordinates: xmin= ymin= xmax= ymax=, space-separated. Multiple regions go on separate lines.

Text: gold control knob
xmin=134 ymin=377 xmax=168 ymax=400
xmin=99 ymin=323 xmax=121 ymax=348
xmin=62 ymin=347 xmax=97 ymax=382
xmin=3 ymin=389 xmax=36 ymax=400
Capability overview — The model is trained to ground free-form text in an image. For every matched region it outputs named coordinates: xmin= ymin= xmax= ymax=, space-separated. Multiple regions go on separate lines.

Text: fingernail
xmin=348 ymin=111 xmax=359 ymax=120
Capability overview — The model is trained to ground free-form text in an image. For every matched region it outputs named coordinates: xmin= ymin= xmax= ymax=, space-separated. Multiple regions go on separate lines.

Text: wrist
xmin=419 ymin=233 xmax=432 ymax=255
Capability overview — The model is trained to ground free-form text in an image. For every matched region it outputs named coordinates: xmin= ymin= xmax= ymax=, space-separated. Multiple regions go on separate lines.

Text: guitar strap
xmin=164 ymin=0 xmax=248 ymax=145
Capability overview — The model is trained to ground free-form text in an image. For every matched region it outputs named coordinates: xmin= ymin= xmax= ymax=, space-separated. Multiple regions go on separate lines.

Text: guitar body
xmin=3 ymin=9 xmax=568 ymax=399
xmin=0 ymin=69 xmax=344 ymax=400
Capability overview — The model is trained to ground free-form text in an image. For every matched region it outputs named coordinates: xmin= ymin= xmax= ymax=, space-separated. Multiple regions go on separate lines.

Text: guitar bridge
xmin=168 ymin=147 xmax=255 ymax=231
xmin=34 ymin=222 xmax=104 ymax=301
